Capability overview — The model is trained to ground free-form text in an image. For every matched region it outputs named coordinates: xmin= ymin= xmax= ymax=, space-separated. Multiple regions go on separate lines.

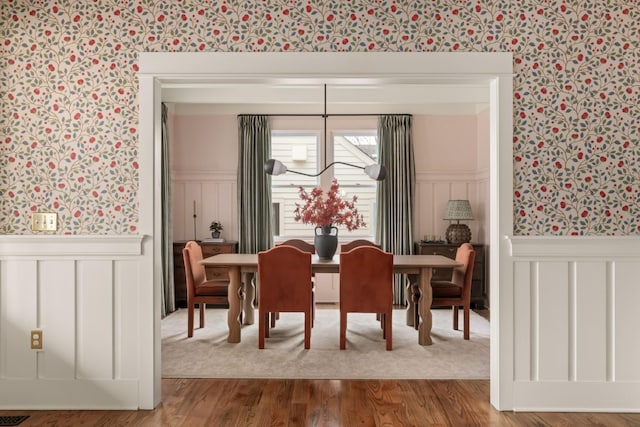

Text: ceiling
xmin=162 ymin=83 xmax=490 ymax=116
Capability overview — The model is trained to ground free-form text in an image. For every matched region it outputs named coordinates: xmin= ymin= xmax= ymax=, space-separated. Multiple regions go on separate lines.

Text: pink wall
xmin=169 ymin=112 xmax=487 ymax=241
xmin=413 ymin=115 xmax=480 ymax=172
xmin=170 ymin=114 xmax=238 ymax=173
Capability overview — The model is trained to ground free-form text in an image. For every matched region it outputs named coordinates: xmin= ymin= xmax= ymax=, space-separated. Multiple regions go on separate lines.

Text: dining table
xmin=199 ymin=253 xmax=462 ymax=346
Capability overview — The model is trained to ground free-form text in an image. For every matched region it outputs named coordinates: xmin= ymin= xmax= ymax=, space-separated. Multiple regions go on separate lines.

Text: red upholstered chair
xmin=339 ymin=240 xmax=384 ymax=325
xmin=273 ymin=239 xmax=316 ymax=328
xmin=258 ymin=245 xmax=313 ymax=349
xmin=182 ymin=241 xmax=229 ymax=337
xmin=278 ymin=239 xmax=315 ymax=254
xmin=339 ymin=239 xmax=381 ymax=252
xmin=430 ymin=243 xmax=476 ymax=340
xmin=339 ymin=246 xmax=394 ymax=350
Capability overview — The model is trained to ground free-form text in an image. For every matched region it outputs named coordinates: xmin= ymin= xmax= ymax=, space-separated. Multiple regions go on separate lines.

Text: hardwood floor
xmin=3 ymin=309 xmax=637 ymax=425
xmin=2 ymin=379 xmax=640 ymax=426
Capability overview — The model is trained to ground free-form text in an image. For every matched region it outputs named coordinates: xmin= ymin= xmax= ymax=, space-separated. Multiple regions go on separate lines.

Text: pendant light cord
xmin=323 ymin=84 xmax=327 ymax=170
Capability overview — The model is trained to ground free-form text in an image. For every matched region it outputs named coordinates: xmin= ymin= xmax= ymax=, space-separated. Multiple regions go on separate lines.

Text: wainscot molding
xmin=0 ymin=379 xmax=139 ymax=410
xmin=506 ymin=234 xmax=640 ymax=412
xmin=513 ymin=381 xmax=640 ymax=412
xmin=0 ymin=235 xmax=143 ymax=257
xmin=508 ymin=236 xmax=640 ymax=259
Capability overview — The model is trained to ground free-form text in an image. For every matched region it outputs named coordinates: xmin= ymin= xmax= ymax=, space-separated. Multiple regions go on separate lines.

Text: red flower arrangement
xmin=294 ymin=179 xmax=366 ymax=231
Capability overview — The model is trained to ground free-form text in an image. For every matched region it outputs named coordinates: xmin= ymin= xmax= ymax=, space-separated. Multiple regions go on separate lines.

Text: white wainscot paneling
xmin=0 ymin=236 xmax=143 ymax=409
xmin=415 ymin=171 xmax=487 ymax=242
xmin=172 ymin=170 xmax=237 ymax=241
xmin=509 ymin=237 xmax=640 ymax=412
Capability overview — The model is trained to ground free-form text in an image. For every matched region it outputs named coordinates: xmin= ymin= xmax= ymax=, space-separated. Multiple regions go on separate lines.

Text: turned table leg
xmin=405 ymin=274 xmax=419 ymax=327
xmin=226 ymin=267 xmax=242 ymax=343
xmin=417 ymin=267 xmax=433 ymax=346
xmin=242 ymin=272 xmax=255 ymax=325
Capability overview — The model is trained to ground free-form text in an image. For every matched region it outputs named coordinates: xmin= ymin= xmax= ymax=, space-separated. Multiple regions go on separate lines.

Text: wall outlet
xmin=31 ymin=212 xmax=57 ymax=232
xmin=30 ymin=330 xmax=43 ymax=350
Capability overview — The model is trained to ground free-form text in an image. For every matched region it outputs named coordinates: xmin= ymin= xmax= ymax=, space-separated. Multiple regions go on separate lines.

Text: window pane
xmin=271 ymin=133 xmax=319 ymax=237
xmin=271 ymin=130 xmax=378 ymax=239
xmin=332 ymin=132 xmax=378 ymax=237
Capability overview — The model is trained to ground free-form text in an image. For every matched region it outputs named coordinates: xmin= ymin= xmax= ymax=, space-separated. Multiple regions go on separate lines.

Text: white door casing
xmin=138 ymin=52 xmax=515 ymax=410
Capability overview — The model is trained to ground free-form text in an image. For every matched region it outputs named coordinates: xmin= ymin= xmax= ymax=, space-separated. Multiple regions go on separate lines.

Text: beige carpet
xmin=162 ymin=307 xmax=490 ymax=379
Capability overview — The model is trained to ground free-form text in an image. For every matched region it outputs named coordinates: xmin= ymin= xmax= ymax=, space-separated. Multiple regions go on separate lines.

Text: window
xmin=331 ymin=132 xmax=378 ymax=237
xmin=271 ymin=129 xmax=378 ymax=239
xmin=270 ymin=132 xmax=320 ymax=237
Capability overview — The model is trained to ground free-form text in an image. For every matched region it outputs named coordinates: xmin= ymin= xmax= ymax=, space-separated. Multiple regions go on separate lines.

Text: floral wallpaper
xmin=0 ymin=1 xmax=638 ymax=235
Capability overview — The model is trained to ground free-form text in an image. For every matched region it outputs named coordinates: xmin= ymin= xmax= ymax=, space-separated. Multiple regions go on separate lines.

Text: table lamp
xmin=443 ymin=200 xmax=473 ymax=245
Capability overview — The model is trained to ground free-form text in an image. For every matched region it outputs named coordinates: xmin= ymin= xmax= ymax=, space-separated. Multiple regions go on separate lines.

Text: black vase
xmin=314 ymin=225 xmax=338 ymax=260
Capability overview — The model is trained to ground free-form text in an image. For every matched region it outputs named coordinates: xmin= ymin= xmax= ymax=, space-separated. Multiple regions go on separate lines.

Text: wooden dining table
xmin=199 ymin=253 xmax=462 ymax=346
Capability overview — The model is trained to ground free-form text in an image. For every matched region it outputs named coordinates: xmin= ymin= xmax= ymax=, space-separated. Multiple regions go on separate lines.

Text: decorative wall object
xmin=1 ymin=1 xmax=638 ymax=235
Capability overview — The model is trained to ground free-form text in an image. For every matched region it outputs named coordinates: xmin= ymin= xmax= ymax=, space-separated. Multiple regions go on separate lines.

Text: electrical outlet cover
xmin=31 ymin=330 xmax=43 ymax=350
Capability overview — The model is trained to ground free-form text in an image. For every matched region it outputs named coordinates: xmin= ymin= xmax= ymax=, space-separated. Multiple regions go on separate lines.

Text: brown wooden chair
xmin=339 ymin=246 xmax=393 ymax=350
xmin=182 ymin=241 xmax=229 ymax=337
xmin=258 ymin=245 xmax=313 ymax=349
xmin=428 ymin=242 xmax=476 ymax=340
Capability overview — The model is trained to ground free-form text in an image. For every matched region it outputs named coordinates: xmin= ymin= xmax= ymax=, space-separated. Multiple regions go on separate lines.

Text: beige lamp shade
xmin=443 ymin=200 xmax=473 ymax=244
xmin=443 ymin=200 xmax=474 ymax=222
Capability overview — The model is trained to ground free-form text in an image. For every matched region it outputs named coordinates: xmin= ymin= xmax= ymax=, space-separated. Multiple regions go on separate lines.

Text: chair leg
xmin=259 ymin=311 xmax=266 ymax=349
xmin=265 ymin=312 xmax=271 ymax=338
xmin=463 ymin=304 xmax=470 ymax=340
xmin=270 ymin=312 xmax=276 ymax=328
xmin=304 ymin=310 xmax=311 ymax=349
xmin=381 ymin=313 xmax=386 ymax=339
xmin=311 ymin=293 xmax=315 ymax=328
xmin=414 ymin=302 xmax=419 ymax=331
xmin=453 ymin=305 xmax=459 ymax=330
xmin=199 ymin=303 xmax=205 ymax=328
xmin=385 ymin=310 xmax=392 ymax=351
xmin=187 ymin=304 xmax=194 ymax=337
xmin=340 ymin=311 xmax=347 ymax=349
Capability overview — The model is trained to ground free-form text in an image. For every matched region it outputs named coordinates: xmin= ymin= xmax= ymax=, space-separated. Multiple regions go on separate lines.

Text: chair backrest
xmin=451 ymin=243 xmax=476 ymax=295
xmin=183 ymin=241 xmax=206 ymax=297
xmin=339 ymin=246 xmax=393 ymax=313
xmin=258 ymin=245 xmax=312 ymax=312
xmin=340 ymin=239 xmax=381 ymax=252
xmin=277 ymin=239 xmax=315 ymax=254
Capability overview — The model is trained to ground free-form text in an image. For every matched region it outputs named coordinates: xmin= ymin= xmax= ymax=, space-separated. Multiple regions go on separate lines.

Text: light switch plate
xmin=32 ymin=212 xmax=58 ymax=232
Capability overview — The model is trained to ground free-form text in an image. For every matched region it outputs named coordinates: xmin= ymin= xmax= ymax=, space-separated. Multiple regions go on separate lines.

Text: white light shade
xmin=364 ymin=163 xmax=386 ymax=181
xmin=443 ymin=200 xmax=473 ymax=221
xmin=264 ymin=159 xmax=288 ymax=176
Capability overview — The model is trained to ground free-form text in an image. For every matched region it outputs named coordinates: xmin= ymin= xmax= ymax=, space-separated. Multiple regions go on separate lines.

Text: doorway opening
xmin=138 ymin=52 xmax=514 ymax=409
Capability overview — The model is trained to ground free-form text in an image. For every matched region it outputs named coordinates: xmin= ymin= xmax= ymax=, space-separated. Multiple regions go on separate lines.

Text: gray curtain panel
xmin=376 ymin=115 xmax=416 ymax=306
xmin=237 ymin=115 xmax=273 ymax=254
xmin=161 ymin=103 xmax=175 ymax=317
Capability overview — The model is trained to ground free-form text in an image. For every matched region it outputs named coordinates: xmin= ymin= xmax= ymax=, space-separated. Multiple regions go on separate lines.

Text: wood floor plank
xmin=2 ymin=379 xmax=640 ymax=426
xmin=306 ymin=379 xmax=342 ymax=427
